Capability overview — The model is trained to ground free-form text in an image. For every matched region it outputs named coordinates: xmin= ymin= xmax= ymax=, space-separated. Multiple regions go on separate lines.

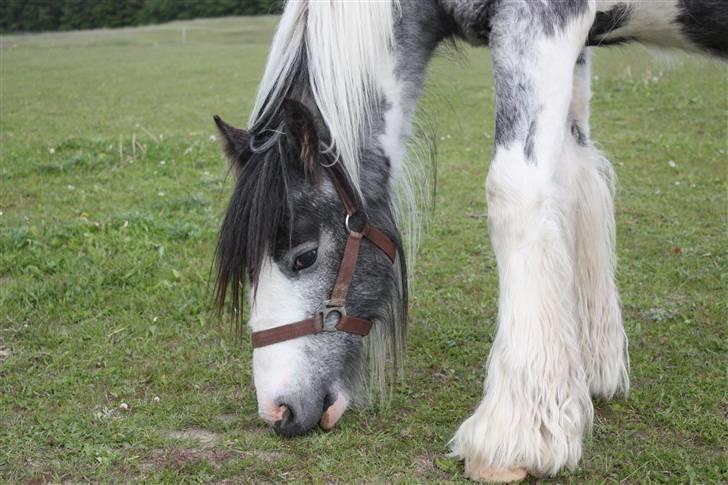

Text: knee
xmin=485 ymin=146 xmax=553 ymax=219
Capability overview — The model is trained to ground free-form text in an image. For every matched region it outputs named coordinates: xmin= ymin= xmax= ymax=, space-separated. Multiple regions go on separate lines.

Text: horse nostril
xmin=322 ymin=393 xmax=335 ymax=413
xmin=273 ymin=404 xmax=293 ymax=433
xmin=271 ymin=399 xmax=325 ymax=437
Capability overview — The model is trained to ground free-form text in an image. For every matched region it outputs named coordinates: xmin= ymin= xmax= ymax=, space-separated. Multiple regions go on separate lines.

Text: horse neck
xmin=362 ymin=0 xmax=449 ymax=204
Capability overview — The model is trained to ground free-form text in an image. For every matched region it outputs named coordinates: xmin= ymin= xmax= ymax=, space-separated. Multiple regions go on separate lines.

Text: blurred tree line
xmin=0 ymin=0 xmax=283 ymax=33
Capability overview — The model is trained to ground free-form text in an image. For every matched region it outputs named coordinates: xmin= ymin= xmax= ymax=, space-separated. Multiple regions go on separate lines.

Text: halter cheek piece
xmin=250 ymin=174 xmax=397 ymax=349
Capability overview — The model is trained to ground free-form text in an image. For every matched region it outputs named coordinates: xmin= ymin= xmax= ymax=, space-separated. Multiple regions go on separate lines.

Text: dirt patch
xmin=141 ymin=448 xmax=234 ymax=472
xmin=414 ymin=453 xmax=436 ymax=474
xmin=248 ymin=449 xmax=283 ymax=463
xmin=141 ymin=446 xmax=282 ymax=473
xmin=239 ymin=423 xmax=268 ymax=436
xmin=216 ymin=413 xmax=237 ymax=424
xmin=146 ymin=427 xmax=281 ymax=472
xmin=167 ymin=428 xmax=220 ymax=447
xmin=414 ymin=452 xmax=454 ymax=480
xmin=593 ymin=404 xmax=615 ymax=422
xmin=0 ymin=346 xmax=11 ymax=361
xmin=642 ymin=306 xmax=680 ymax=322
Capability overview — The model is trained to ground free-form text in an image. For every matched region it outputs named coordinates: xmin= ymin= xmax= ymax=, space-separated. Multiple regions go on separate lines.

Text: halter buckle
xmin=316 ymin=300 xmax=347 ymax=332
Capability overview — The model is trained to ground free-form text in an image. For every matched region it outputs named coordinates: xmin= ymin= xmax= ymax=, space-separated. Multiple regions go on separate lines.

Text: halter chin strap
xmin=250 ymin=173 xmax=397 ymax=349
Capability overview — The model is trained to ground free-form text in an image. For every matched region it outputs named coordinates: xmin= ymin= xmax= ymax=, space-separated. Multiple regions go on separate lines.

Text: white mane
xmin=249 ymin=0 xmax=399 ymax=191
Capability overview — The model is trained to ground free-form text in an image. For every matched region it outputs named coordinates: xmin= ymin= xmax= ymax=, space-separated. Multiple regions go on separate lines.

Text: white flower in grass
xmin=49 ymin=147 xmax=55 ymax=154
xmin=157 ymin=192 xmax=165 ymax=197
xmin=119 ymin=402 xmax=129 ymax=411
xmin=159 ymin=160 xmax=166 ymax=165
xmin=668 ymin=160 xmax=677 ymax=168
xmin=209 ymin=135 xmax=217 ymax=142
xmin=94 ymin=407 xmax=115 ymax=420
xmin=153 ymin=396 xmax=160 ymax=403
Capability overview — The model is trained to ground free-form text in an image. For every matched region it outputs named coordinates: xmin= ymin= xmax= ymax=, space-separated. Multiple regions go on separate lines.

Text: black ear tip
xmin=211 ymin=115 xmax=250 ymax=163
xmin=213 ymin=114 xmax=225 ymax=130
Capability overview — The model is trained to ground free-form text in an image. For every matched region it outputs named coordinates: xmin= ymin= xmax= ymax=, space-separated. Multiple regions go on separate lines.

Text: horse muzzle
xmin=259 ymin=389 xmax=349 ymax=437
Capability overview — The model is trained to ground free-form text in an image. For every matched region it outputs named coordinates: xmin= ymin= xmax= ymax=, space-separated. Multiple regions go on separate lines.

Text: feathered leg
xmin=449 ymin=2 xmax=597 ymax=480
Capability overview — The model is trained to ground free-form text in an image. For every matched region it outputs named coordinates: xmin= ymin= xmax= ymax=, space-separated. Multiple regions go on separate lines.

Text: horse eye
xmin=293 ymin=248 xmax=318 ymax=272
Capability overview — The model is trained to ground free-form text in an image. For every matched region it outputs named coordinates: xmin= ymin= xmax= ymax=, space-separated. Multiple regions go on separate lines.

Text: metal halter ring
xmin=345 ymin=211 xmax=366 ymax=234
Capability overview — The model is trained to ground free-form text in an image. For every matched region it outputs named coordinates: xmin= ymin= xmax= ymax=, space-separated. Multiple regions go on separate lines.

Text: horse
xmin=212 ymin=1 xmax=726 ymax=481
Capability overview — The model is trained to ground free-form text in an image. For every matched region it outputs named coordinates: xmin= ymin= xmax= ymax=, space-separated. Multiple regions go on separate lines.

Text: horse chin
xmin=319 ymin=391 xmax=350 ymax=431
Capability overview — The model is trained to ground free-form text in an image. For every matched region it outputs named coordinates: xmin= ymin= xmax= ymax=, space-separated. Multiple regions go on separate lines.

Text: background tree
xmin=0 ymin=0 xmax=283 ymax=33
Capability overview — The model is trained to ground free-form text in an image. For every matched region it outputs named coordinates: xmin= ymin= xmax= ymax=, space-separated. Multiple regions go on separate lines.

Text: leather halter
xmin=250 ymin=171 xmax=397 ymax=349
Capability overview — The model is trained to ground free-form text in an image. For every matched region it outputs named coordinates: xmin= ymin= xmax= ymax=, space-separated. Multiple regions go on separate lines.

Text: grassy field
xmin=1 ymin=16 xmax=726 ymax=483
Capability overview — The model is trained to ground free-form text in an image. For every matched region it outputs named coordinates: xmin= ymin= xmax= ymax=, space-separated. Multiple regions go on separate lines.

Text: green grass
xmin=1 ymin=17 xmax=726 ymax=483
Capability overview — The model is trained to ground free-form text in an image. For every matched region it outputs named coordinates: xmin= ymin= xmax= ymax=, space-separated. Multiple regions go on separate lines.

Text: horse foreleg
xmin=450 ymin=2 xmax=596 ymax=480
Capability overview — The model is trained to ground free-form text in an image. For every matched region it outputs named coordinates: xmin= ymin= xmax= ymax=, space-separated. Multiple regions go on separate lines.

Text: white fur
xmin=450 ymin=145 xmax=592 ymax=475
xmin=374 ymin=45 xmax=433 ymax=280
xmin=573 ymin=145 xmax=631 ymax=398
xmin=249 ymin=257 xmax=312 ymax=421
xmin=249 ymin=0 xmax=399 ymax=193
xmin=569 ymin=50 xmax=630 ymax=399
xmin=450 ymin=8 xmax=595 ymax=476
xmin=376 ymin=50 xmax=408 ymax=187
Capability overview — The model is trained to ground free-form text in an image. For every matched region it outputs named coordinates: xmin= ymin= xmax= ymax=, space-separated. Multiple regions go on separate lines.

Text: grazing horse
xmin=213 ymin=0 xmax=726 ymax=481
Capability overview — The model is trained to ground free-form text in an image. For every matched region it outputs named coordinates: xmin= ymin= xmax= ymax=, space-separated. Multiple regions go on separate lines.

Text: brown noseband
xmin=250 ymin=171 xmax=397 ymax=348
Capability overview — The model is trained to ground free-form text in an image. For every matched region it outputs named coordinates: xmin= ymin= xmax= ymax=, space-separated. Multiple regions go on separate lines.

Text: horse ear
xmin=213 ymin=115 xmax=251 ymax=167
xmin=282 ymin=99 xmax=320 ymax=178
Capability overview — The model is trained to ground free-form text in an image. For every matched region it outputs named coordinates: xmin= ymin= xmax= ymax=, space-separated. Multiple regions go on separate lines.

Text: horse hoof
xmin=464 ymin=461 xmax=527 ymax=483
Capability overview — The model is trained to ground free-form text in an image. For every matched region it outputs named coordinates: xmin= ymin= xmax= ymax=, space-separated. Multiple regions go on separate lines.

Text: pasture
xmin=1 ymin=16 xmax=726 ymax=483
